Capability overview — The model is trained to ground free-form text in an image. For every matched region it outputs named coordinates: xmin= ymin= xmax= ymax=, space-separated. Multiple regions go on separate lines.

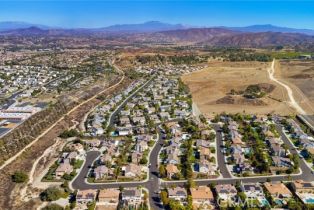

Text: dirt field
xmin=278 ymin=60 xmax=314 ymax=114
xmin=182 ymin=61 xmax=294 ymax=116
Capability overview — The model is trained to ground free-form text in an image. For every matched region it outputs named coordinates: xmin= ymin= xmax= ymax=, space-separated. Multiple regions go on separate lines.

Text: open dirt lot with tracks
xmin=278 ymin=60 xmax=314 ymax=114
xmin=182 ymin=61 xmax=295 ymax=115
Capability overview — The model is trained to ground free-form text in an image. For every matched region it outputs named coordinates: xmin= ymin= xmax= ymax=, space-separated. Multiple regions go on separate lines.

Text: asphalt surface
xmin=106 ymin=76 xmax=155 ymax=129
xmin=213 ymin=124 xmax=232 ymax=178
xmin=71 ymin=78 xmax=314 ymax=210
xmin=71 ymin=127 xmax=165 ymax=210
xmin=298 ymin=115 xmax=314 ymax=133
xmin=72 ymin=123 xmax=314 ymax=208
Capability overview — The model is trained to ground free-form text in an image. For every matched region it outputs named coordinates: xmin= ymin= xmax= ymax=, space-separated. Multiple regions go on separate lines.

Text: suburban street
xmin=72 ymin=120 xmax=314 ymax=210
xmin=298 ymin=114 xmax=314 ymax=133
xmin=105 ymin=76 xmax=155 ymax=129
xmin=72 ymin=126 xmax=165 ymax=210
xmin=70 ymin=59 xmax=314 ymax=210
xmin=213 ymin=124 xmax=232 ymax=178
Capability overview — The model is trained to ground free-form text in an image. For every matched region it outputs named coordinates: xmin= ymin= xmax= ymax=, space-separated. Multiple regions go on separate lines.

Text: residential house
xmin=124 ymin=164 xmax=142 ymax=177
xmin=174 ymin=109 xmax=188 ymax=118
xmin=191 ymin=186 xmax=215 ymax=209
xmin=67 ymin=151 xmax=78 ymax=161
xmin=146 ymin=107 xmax=155 ymax=114
xmin=201 ymin=130 xmax=212 ymax=140
xmin=98 ymin=189 xmax=120 ymax=206
xmin=196 ymin=140 xmax=211 ymax=148
xmin=270 ymin=143 xmax=286 ymax=157
xmin=55 ymin=162 xmax=73 ymax=179
xmin=94 ymin=165 xmax=113 ymax=179
xmin=232 ymin=153 xmax=245 ymax=165
xmin=100 ymin=153 xmax=113 ymax=164
xmin=76 ymin=189 xmax=97 ymax=204
xmin=272 ymin=156 xmax=292 ymax=168
xmin=167 ymin=151 xmax=180 ymax=165
xmin=131 ymin=152 xmax=143 ymax=164
xmin=118 ymin=129 xmax=132 ymax=136
xmin=121 ymin=110 xmax=130 ymax=116
xmin=199 ymin=160 xmax=216 ymax=175
xmin=165 ymin=144 xmax=179 ymax=155
xmin=199 ymin=147 xmax=211 ymax=160
xmin=215 ymin=184 xmax=237 ymax=201
xmin=241 ymin=183 xmax=265 ymax=199
xmin=68 ymin=143 xmax=84 ymax=153
xmin=292 ymin=180 xmax=314 ymax=193
xmin=159 ymin=112 xmax=170 ymax=120
xmin=121 ymin=188 xmax=142 ymax=206
xmin=85 ymin=139 xmax=101 ymax=148
xmin=166 ymin=164 xmax=179 ymax=179
xmin=264 ymin=182 xmax=292 ymax=201
xmin=291 ymin=180 xmax=314 ymax=204
xmin=168 ymin=187 xmax=187 ymax=202
xmin=136 ymin=141 xmax=148 ymax=153
xmin=231 ymin=145 xmax=242 ymax=155
xmin=132 ymin=116 xmax=146 ymax=126
xmin=120 ymin=117 xmax=130 ymax=126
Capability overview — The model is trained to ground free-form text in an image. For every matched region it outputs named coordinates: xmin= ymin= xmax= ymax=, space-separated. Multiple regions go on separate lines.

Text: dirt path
xmin=192 ymin=102 xmax=202 ymax=118
xmin=19 ymin=137 xmax=63 ymax=202
xmin=268 ymin=59 xmax=307 ymax=115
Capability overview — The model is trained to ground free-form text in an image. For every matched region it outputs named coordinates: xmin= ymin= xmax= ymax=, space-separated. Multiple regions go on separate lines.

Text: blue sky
xmin=0 ymin=1 xmax=314 ymax=29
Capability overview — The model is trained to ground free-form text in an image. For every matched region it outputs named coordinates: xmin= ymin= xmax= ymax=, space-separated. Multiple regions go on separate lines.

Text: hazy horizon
xmin=0 ymin=1 xmax=314 ymax=30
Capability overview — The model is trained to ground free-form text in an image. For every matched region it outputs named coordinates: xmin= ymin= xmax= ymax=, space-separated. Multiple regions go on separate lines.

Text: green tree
xmin=159 ymin=165 xmax=166 ymax=178
xmin=59 ymin=129 xmax=79 ymax=138
xmin=160 ymin=190 xmax=169 ymax=206
xmin=187 ymin=195 xmax=193 ymax=210
xmin=40 ymin=187 xmax=64 ymax=201
xmin=42 ymin=204 xmax=64 ymax=210
xmin=287 ymin=199 xmax=302 ymax=210
xmin=238 ymin=192 xmax=247 ymax=202
xmin=87 ymin=201 xmax=96 ymax=210
xmin=169 ymin=200 xmax=185 ymax=210
xmin=140 ymin=156 xmax=148 ymax=164
xmin=11 ymin=171 xmax=28 ymax=183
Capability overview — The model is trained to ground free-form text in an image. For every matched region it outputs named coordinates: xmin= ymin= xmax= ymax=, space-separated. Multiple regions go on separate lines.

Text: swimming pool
xmin=305 ymin=198 xmax=314 ymax=204
xmin=274 ymin=199 xmax=284 ymax=206
xmin=259 ymin=199 xmax=270 ymax=207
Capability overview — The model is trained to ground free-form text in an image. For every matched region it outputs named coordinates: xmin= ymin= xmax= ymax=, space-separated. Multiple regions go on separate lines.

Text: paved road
xmin=298 ymin=115 xmax=314 ymax=133
xmin=276 ymin=124 xmax=313 ymax=181
xmin=147 ymin=127 xmax=165 ymax=210
xmin=105 ymin=76 xmax=155 ymax=129
xmin=213 ymin=124 xmax=232 ymax=178
xmin=71 ymin=122 xmax=314 ymax=209
xmin=71 ymin=123 xmax=314 ymax=210
xmin=71 ymin=126 xmax=165 ymax=210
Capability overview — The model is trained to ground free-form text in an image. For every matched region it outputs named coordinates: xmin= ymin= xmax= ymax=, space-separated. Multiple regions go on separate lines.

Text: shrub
xmin=11 ymin=171 xmax=28 ymax=183
xmin=42 ymin=204 xmax=64 ymax=210
xmin=59 ymin=129 xmax=79 ymax=138
xmin=40 ymin=187 xmax=64 ymax=201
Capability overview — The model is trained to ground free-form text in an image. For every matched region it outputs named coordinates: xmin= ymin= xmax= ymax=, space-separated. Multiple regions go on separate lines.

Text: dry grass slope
xmin=181 ymin=61 xmax=294 ymax=115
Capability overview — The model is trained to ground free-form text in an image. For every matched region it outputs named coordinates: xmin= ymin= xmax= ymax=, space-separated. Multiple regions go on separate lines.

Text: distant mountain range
xmin=1 ymin=21 xmax=314 ymax=35
xmin=224 ymin=24 xmax=314 ymax=36
xmin=0 ymin=21 xmax=314 ymax=48
xmin=0 ymin=21 xmax=51 ymax=31
xmin=97 ymin=21 xmax=187 ymax=33
xmin=0 ymin=21 xmax=187 ymax=33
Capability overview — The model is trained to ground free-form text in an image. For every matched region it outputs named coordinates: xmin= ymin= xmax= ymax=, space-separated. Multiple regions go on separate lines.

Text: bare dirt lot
xmin=278 ymin=60 xmax=314 ymax=114
xmin=182 ymin=61 xmax=294 ymax=115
